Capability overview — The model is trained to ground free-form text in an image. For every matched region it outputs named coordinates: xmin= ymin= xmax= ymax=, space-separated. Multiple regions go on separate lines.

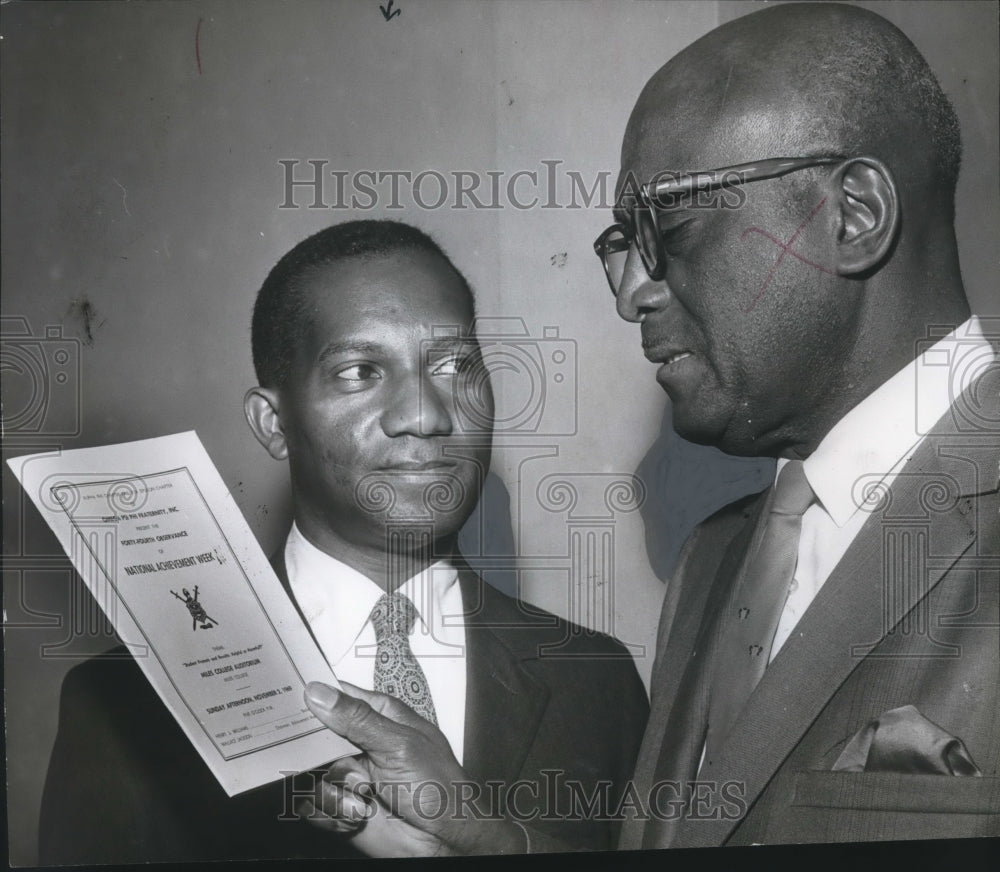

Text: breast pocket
xmin=778 ymin=771 xmax=1000 ymax=842
xmin=792 ymin=771 xmax=1000 ymax=813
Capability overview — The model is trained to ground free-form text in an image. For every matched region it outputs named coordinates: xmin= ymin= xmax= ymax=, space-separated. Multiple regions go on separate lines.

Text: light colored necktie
xmin=702 ymin=459 xmax=813 ymax=769
xmin=369 ymin=592 xmax=438 ymax=726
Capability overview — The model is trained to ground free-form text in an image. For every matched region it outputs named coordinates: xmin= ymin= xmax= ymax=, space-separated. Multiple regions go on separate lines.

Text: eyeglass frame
xmin=593 ymin=155 xmax=847 ymax=296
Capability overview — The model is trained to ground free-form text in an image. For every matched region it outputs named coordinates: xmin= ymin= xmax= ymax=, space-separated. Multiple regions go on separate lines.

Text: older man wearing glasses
xmin=305 ymin=1 xmax=998 ymax=853
xmin=595 ymin=0 xmax=999 ymax=849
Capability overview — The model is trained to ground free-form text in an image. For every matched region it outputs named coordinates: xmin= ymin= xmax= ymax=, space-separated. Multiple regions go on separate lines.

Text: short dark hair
xmin=251 ymin=219 xmax=472 ymax=388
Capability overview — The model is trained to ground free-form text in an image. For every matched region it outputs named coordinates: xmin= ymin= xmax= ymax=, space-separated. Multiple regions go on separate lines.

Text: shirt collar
xmin=781 ymin=316 xmax=989 ymax=527
xmin=284 ymin=522 xmax=458 ymax=665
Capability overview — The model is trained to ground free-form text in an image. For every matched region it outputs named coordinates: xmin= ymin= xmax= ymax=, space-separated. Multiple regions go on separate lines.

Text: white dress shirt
xmin=770 ymin=315 xmax=992 ymax=659
xmin=284 ymin=523 xmax=468 ymax=764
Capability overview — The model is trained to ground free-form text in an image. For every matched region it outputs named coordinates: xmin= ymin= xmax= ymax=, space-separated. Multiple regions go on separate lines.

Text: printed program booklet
xmin=8 ymin=431 xmax=357 ymax=796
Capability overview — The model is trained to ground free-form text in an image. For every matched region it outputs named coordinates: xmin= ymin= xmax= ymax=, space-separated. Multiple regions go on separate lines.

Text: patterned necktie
xmin=369 ymin=592 xmax=438 ymax=726
xmin=702 ymin=459 xmax=813 ymax=770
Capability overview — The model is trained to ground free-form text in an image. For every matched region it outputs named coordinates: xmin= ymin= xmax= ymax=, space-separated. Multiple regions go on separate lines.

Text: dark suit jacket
xmin=622 ymin=368 xmax=1000 ymax=848
xmin=39 ymin=560 xmax=648 ymax=863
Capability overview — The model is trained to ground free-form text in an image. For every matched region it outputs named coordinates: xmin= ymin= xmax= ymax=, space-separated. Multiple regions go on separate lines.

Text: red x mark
xmin=740 ymin=197 xmax=836 ymax=313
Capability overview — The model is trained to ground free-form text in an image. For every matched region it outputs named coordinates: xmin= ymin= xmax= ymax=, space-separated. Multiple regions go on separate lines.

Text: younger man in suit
xmin=39 ymin=220 xmax=648 ymax=862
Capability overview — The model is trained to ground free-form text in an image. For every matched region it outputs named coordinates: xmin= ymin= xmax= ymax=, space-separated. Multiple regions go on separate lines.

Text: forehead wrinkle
xmin=425 ymin=335 xmax=474 ymax=349
xmin=625 ymin=78 xmax=828 ymax=183
xmin=316 ymin=340 xmax=384 ymax=364
xmin=312 ymin=319 xmax=473 ymax=363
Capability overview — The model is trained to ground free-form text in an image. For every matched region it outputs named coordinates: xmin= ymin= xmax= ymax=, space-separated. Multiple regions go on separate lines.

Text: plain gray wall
xmin=3 ymin=1 xmax=997 ymax=864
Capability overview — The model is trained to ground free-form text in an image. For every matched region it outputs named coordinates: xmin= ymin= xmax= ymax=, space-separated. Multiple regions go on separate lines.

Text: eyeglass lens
xmin=634 ymin=208 xmax=663 ymax=278
xmin=602 ymin=208 xmax=663 ymax=295
xmin=602 ymin=227 xmax=630 ymax=294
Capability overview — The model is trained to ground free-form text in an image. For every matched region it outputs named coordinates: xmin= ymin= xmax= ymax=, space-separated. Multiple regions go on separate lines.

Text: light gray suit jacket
xmin=622 ymin=365 xmax=1000 ymax=848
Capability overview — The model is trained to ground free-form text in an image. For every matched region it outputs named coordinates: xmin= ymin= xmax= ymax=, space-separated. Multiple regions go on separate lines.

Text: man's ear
xmin=833 ymin=157 xmax=900 ymax=275
xmin=244 ymin=387 xmax=289 ymax=460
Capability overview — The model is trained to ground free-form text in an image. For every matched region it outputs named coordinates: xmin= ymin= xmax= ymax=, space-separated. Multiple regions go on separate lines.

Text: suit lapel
xmin=456 ymin=567 xmax=550 ymax=786
xmin=271 ymin=547 xmax=288 ymax=588
xmin=676 ymin=425 xmax=988 ymax=848
xmin=271 ymin=547 xmax=324 ymax=654
xmin=624 ymin=492 xmax=767 ymax=850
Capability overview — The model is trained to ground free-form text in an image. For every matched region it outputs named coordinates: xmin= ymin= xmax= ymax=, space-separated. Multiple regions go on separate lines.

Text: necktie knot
xmin=370 ymin=592 xmax=419 ymax=640
xmin=772 ymin=460 xmax=814 ymax=516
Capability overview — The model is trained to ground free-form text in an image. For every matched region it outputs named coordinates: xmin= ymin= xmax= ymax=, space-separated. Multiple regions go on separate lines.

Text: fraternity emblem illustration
xmin=171 ymin=585 xmax=218 ymax=630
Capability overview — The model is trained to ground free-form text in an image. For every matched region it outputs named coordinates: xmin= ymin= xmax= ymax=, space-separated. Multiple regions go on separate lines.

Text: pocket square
xmin=832 ymin=705 xmax=981 ymax=776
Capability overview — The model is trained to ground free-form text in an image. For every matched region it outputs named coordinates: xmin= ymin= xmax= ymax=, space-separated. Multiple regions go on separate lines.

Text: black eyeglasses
xmin=593 ymin=156 xmax=845 ymax=296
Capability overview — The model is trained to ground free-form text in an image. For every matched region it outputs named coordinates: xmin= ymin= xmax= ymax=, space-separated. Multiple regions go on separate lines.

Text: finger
xmin=296 ymin=795 xmax=368 ymax=835
xmin=336 ymin=793 xmax=444 ymax=858
xmin=304 ymin=682 xmax=426 ymax=750
xmin=319 ymin=779 xmax=374 ymax=823
xmin=323 ymin=759 xmax=376 ymax=804
xmin=325 ymin=753 xmax=370 ymax=784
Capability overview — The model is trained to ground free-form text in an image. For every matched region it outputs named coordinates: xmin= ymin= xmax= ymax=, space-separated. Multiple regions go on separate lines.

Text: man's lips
xmin=376 ymin=460 xmax=458 ymax=472
xmin=641 ymin=340 xmax=694 ymax=366
xmin=659 ymin=351 xmax=694 ymax=366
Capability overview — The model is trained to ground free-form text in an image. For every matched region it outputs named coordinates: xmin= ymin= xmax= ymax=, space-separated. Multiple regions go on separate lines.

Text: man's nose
xmin=615 ymin=245 xmax=671 ymax=322
xmin=381 ymin=374 xmax=454 ymax=437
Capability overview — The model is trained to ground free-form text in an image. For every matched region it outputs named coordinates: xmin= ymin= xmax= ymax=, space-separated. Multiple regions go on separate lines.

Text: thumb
xmin=304 ymin=681 xmax=421 ymax=752
xmin=337 ymin=681 xmax=436 ymax=733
